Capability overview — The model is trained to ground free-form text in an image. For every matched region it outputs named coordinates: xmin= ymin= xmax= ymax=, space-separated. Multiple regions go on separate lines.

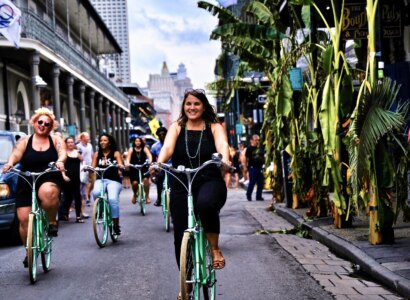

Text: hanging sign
xmin=288 ymin=68 xmax=303 ymax=91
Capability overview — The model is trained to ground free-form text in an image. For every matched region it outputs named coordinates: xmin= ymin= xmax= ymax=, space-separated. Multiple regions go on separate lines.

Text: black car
xmin=0 ymin=130 xmax=26 ymax=244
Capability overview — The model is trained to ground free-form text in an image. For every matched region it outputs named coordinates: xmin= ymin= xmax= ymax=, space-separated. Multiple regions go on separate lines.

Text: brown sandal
xmin=212 ymin=249 xmax=225 ymax=270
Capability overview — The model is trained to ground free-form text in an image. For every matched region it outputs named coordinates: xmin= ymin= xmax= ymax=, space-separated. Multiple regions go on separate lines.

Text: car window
xmin=0 ymin=135 xmax=14 ymax=164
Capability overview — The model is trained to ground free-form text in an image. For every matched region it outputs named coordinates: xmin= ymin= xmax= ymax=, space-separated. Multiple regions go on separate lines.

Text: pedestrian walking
xmin=245 ymin=134 xmax=265 ymax=201
xmin=59 ymin=136 xmax=84 ymax=223
xmin=76 ymin=132 xmax=94 ymax=213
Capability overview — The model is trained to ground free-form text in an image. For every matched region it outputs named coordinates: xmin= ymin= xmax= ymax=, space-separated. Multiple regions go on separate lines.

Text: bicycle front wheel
xmin=180 ymin=232 xmax=196 ymax=300
xmin=27 ymin=213 xmax=38 ymax=284
xmin=202 ymin=241 xmax=216 ymax=300
xmin=138 ymin=185 xmax=146 ymax=216
xmin=163 ymin=190 xmax=171 ymax=232
xmin=92 ymin=197 xmax=109 ymax=247
xmin=41 ymin=217 xmax=52 ymax=272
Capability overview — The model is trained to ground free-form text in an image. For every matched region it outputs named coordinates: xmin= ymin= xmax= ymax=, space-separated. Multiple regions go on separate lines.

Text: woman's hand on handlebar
xmin=149 ymin=162 xmax=160 ymax=176
xmin=2 ymin=163 xmax=13 ymax=173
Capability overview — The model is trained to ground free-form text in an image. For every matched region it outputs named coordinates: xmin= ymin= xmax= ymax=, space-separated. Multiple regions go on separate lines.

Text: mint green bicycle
xmin=128 ymin=161 xmax=149 ymax=216
xmin=153 ymin=153 xmax=231 ymax=300
xmin=6 ymin=163 xmax=59 ymax=283
xmin=161 ymin=170 xmax=171 ymax=232
xmin=84 ymin=165 xmax=119 ymax=248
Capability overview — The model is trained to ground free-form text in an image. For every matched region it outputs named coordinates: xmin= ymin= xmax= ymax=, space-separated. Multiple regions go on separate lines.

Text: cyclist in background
xmin=126 ymin=137 xmax=152 ymax=205
xmin=91 ymin=134 xmax=124 ymax=235
xmin=2 ymin=107 xmax=66 ymax=267
xmin=151 ymin=127 xmax=168 ymax=206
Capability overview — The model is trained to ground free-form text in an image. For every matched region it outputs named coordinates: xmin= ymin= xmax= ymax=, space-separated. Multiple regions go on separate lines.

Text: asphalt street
xmin=0 ymin=185 xmax=333 ymax=299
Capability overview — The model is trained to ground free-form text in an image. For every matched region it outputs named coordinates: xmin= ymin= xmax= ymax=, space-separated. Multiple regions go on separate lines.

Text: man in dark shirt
xmin=245 ymin=134 xmax=265 ymax=201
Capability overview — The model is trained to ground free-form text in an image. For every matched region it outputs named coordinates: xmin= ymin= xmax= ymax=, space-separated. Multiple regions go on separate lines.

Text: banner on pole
xmin=0 ymin=0 xmax=21 ymax=48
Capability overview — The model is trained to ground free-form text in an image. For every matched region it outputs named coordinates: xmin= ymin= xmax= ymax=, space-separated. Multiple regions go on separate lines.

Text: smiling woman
xmin=1 ymin=107 xmax=66 ymax=267
xmin=154 ymin=88 xmax=231 ymax=299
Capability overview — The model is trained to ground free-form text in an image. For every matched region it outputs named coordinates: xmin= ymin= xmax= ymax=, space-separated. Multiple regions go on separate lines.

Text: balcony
xmin=21 ymin=9 xmax=129 ymax=109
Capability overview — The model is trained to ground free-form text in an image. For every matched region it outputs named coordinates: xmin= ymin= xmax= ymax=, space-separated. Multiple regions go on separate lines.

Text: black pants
xmin=170 ymin=179 xmax=227 ymax=267
xmin=60 ymin=180 xmax=82 ymax=218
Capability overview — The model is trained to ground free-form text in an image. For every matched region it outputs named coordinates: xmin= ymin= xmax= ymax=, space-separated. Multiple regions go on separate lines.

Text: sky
xmin=127 ymin=0 xmax=222 ymax=89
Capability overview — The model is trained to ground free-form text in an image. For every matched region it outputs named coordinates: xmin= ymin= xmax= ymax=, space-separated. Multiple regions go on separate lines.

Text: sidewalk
xmin=244 ymin=186 xmax=410 ymax=299
xmin=240 ymin=179 xmax=410 ymax=298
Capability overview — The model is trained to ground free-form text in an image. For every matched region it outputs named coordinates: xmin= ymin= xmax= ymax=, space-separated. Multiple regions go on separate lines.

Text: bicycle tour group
xmin=1 ymin=88 xmax=263 ymax=299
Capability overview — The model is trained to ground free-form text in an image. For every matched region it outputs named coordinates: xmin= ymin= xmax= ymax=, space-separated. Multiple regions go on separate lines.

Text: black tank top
xmin=130 ymin=147 xmax=147 ymax=165
xmin=20 ymin=135 xmax=58 ymax=172
xmin=96 ymin=151 xmax=121 ymax=183
xmin=65 ymin=155 xmax=81 ymax=183
xmin=171 ymin=123 xmax=222 ymax=191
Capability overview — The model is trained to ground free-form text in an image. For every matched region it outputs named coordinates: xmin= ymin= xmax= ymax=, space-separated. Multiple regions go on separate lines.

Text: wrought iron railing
xmin=21 ymin=8 xmax=129 ymax=109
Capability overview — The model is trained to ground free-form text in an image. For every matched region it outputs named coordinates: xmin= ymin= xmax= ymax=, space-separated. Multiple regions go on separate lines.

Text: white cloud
xmin=128 ymin=0 xmax=221 ymax=89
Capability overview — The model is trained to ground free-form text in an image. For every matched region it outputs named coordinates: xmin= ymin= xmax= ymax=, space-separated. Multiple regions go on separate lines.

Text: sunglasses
xmin=184 ymin=88 xmax=205 ymax=95
xmin=37 ymin=120 xmax=51 ymax=127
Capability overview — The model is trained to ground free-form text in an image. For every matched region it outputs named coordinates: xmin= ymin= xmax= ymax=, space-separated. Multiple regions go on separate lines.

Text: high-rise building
xmin=91 ymin=0 xmax=131 ymax=83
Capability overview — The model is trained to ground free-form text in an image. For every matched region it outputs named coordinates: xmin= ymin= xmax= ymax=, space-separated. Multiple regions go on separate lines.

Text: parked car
xmin=0 ymin=130 xmax=26 ymax=244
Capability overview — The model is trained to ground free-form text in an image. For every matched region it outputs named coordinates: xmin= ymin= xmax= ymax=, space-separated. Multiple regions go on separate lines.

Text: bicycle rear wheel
xmin=138 ymin=185 xmax=146 ymax=216
xmin=27 ymin=213 xmax=38 ymax=284
xmin=180 ymin=232 xmax=196 ymax=300
xmin=41 ymin=217 xmax=52 ymax=272
xmin=202 ymin=241 xmax=216 ymax=300
xmin=92 ymin=197 xmax=109 ymax=247
xmin=163 ymin=190 xmax=171 ymax=232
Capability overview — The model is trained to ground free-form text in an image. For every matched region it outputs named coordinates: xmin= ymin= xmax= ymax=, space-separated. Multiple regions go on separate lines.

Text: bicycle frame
xmin=4 ymin=164 xmax=60 ymax=283
xmin=161 ymin=170 xmax=171 ymax=232
xmin=128 ymin=161 xmax=149 ymax=215
xmin=84 ymin=164 xmax=119 ymax=247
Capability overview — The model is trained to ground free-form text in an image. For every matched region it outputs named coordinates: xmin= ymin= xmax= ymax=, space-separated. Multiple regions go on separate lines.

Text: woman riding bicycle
xmin=91 ymin=134 xmax=124 ymax=235
xmin=126 ymin=137 xmax=152 ymax=205
xmin=2 ymin=107 xmax=66 ymax=267
xmin=154 ymin=88 xmax=230 ymax=274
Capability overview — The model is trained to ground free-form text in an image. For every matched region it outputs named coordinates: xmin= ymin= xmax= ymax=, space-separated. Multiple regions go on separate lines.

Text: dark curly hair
xmin=97 ymin=133 xmax=118 ymax=156
xmin=132 ymin=136 xmax=146 ymax=149
xmin=177 ymin=90 xmax=219 ymax=126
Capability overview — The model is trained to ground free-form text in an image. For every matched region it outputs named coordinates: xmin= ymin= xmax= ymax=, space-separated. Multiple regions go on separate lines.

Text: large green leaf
xmin=276 ymin=74 xmax=293 ymax=118
xmin=197 ymin=1 xmax=239 ymax=23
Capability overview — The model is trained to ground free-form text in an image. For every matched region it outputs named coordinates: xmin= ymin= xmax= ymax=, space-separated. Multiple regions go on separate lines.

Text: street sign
xmin=289 ymin=68 xmax=303 ymax=91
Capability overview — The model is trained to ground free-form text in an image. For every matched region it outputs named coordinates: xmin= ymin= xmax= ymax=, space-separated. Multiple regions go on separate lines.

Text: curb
xmin=274 ymin=204 xmax=410 ymax=299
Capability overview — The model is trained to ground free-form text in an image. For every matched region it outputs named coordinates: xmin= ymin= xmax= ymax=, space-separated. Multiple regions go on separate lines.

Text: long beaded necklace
xmin=185 ymin=122 xmax=205 ymax=168
xmin=134 ymin=147 xmax=142 ymax=162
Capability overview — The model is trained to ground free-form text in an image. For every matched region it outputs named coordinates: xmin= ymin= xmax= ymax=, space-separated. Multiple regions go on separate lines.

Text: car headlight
xmin=0 ymin=182 xmax=11 ymax=198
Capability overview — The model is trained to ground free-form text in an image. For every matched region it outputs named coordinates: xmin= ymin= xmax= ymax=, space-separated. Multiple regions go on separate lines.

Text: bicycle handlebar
xmin=127 ymin=160 xmax=150 ymax=170
xmin=82 ymin=163 xmax=122 ymax=175
xmin=0 ymin=162 xmax=61 ymax=188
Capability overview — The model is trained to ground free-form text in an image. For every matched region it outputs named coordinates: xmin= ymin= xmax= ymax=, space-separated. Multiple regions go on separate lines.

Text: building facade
xmin=0 ymin=0 xmax=130 ymax=151
xmin=91 ymin=0 xmax=131 ymax=83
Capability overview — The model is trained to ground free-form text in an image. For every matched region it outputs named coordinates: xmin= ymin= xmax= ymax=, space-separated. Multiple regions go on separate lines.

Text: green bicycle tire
xmin=164 ymin=190 xmax=171 ymax=232
xmin=92 ymin=197 xmax=109 ymax=247
xmin=41 ymin=217 xmax=52 ymax=272
xmin=202 ymin=240 xmax=216 ymax=300
xmin=180 ymin=232 xmax=196 ymax=300
xmin=138 ymin=184 xmax=146 ymax=216
xmin=27 ymin=213 xmax=38 ymax=284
